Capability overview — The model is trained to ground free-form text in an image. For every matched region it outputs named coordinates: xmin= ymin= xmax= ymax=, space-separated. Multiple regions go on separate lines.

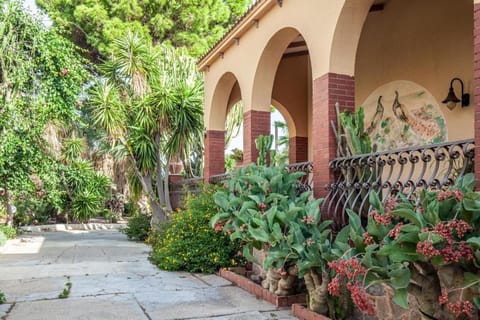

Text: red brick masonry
xmin=219 ymin=268 xmax=306 ymax=308
xmin=289 ymin=136 xmax=308 ymax=163
xmin=243 ymin=110 xmax=271 ymax=164
xmin=312 ymin=73 xmax=355 ymax=198
xmin=291 ymin=304 xmax=331 ymax=320
xmin=204 ymin=130 xmax=225 ymax=181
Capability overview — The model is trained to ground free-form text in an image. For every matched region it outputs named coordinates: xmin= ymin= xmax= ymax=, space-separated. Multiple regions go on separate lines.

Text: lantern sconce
xmin=442 ymin=77 xmax=470 ymax=110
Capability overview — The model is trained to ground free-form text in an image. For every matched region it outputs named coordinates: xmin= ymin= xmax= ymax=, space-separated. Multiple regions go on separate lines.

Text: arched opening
xmin=251 ymin=28 xmax=312 ymax=165
xmin=205 ymin=72 xmax=243 ymax=179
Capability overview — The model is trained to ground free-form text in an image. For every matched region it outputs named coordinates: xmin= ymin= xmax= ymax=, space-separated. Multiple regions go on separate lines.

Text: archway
xmin=204 ymin=72 xmax=243 ymax=180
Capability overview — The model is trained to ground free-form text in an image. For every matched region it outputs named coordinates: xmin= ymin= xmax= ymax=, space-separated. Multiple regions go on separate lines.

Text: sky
xmin=226 ymin=109 xmax=287 ymax=154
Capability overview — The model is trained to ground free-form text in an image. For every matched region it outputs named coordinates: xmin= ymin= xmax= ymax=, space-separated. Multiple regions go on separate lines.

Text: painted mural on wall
xmin=362 ymin=80 xmax=447 ymax=151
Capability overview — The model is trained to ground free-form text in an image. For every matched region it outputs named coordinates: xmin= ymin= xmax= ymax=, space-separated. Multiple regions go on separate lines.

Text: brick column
xmin=312 ymin=73 xmax=355 ymax=198
xmin=204 ymin=130 xmax=225 ymax=182
xmin=289 ymin=136 xmax=308 ymax=163
xmin=243 ymin=110 xmax=271 ymax=164
xmin=474 ymin=3 xmax=480 ymax=187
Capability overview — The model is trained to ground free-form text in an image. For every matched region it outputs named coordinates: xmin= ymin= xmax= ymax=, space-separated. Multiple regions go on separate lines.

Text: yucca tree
xmin=88 ymin=32 xmax=203 ymax=224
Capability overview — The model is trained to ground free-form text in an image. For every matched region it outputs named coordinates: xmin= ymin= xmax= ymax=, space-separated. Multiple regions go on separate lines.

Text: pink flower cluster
xmin=370 ymin=209 xmax=392 ymax=226
xmin=363 ymin=232 xmax=375 ymax=246
xmin=387 ymin=222 xmax=404 ymax=240
xmin=327 ymin=258 xmax=375 ymax=315
xmin=439 ymin=291 xmax=475 ymax=319
xmin=301 ymin=215 xmax=315 ymax=225
xmin=438 ymin=189 xmax=463 ymax=201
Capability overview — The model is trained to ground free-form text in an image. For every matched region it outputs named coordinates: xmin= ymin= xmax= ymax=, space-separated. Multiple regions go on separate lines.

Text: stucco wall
xmin=272 ymin=54 xmax=310 ymax=137
xmin=355 ymin=0 xmax=474 ymax=141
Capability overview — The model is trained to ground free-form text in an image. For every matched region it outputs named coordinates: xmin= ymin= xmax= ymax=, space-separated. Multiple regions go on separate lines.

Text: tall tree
xmin=0 ymin=0 xmax=91 ymax=225
xmin=88 ymin=32 xmax=203 ymax=224
xmin=36 ymin=0 xmax=250 ymax=60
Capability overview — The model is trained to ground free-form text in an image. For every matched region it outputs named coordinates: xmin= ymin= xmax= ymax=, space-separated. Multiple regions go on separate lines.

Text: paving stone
xmin=0 ymin=230 xmax=297 ymax=320
xmin=6 ymin=294 xmax=148 ymax=320
xmin=194 ymin=274 xmax=232 ymax=287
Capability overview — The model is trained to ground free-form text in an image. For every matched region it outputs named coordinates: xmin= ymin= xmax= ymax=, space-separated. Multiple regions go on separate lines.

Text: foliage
xmin=0 ymin=0 xmax=91 ymax=226
xmin=331 ymin=174 xmax=480 ymax=319
xmin=122 ymin=214 xmax=151 ymax=242
xmin=58 ymin=277 xmax=72 ymax=299
xmin=0 ymin=225 xmax=16 ymax=239
xmin=255 ymin=135 xmax=274 ymax=166
xmin=0 ymin=290 xmax=5 ymax=304
xmin=62 ymin=161 xmax=111 ymax=222
xmin=0 ymin=231 xmax=7 ymax=247
xmin=335 ymin=106 xmax=372 ymax=157
xmin=211 ymin=162 xmax=310 ymax=265
xmin=150 ymin=185 xmax=242 ymax=274
xmin=225 ymin=101 xmax=243 ymax=149
xmin=37 ymin=0 xmax=250 ymax=60
xmin=87 ymin=32 xmax=204 ymax=223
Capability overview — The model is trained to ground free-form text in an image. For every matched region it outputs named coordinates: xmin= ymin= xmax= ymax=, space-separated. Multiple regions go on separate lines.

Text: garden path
xmin=0 ymin=230 xmax=295 ymax=320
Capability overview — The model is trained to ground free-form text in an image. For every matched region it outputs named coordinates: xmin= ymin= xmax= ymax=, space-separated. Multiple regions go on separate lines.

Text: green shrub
xmin=0 ymin=225 xmax=16 ymax=239
xmin=122 ymin=213 xmax=151 ymax=241
xmin=0 ymin=290 xmax=5 ymax=304
xmin=0 ymin=231 xmax=7 ymax=247
xmin=149 ymin=185 xmax=243 ymax=274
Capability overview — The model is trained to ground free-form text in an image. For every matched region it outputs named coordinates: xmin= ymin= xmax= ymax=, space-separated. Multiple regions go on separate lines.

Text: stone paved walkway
xmin=0 ymin=230 xmax=296 ymax=320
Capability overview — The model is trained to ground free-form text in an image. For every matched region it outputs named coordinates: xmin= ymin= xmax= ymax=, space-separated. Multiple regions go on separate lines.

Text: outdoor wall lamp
xmin=442 ymin=77 xmax=470 ymax=110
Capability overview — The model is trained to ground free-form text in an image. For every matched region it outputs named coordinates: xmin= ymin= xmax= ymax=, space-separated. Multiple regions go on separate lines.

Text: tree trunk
xmin=141 ymin=174 xmax=166 ymax=226
xmin=304 ymin=269 xmax=329 ymax=315
xmin=5 ymin=190 xmax=14 ymax=227
xmin=155 ymin=134 xmax=166 ymax=206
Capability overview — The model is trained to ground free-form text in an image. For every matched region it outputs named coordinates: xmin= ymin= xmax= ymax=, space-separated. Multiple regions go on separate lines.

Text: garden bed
xmin=291 ymin=304 xmax=331 ymax=320
xmin=219 ymin=268 xmax=306 ymax=307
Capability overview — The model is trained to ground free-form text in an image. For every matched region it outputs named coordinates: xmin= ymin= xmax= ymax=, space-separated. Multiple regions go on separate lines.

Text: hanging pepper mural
xmin=363 ymin=80 xmax=447 ymax=151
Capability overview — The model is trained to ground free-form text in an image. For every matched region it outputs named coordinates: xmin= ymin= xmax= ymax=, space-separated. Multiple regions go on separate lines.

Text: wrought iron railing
xmin=209 ymin=173 xmax=231 ymax=184
xmin=286 ymin=161 xmax=313 ymax=193
xmin=322 ymin=139 xmax=475 ymax=229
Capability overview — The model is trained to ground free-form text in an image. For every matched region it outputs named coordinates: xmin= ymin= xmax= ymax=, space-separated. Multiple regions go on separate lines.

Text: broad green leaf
xmin=392 ymin=288 xmax=409 ymax=309
xmin=467 ymin=237 xmax=480 ymax=249
xmin=369 ymin=191 xmax=382 ymax=211
xmin=347 ymin=209 xmax=362 ymax=233
xmin=388 ymin=268 xmax=410 ymax=289
xmin=390 ymin=208 xmax=424 ymax=228
xmin=463 ymin=272 xmax=480 ymax=287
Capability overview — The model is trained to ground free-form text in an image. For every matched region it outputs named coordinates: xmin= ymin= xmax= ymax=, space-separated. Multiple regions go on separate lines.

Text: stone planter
xmin=219 ymin=268 xmax=306 ymax=308
xmin=292 ymin=304 xmax=331 ymax=320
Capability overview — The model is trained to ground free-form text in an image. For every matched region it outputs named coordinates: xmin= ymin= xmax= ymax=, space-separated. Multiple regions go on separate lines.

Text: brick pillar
xmin=243 ymin=110 xmax=271 ymax=164
xmin=204 ymin=130 xmax=225 ymax=182
xmin=312 ymin=73 xmax=355 ymax=198
xmin=289 ymin=136 xmax=308 ymax=163
xmin=474 ymin=3 xmax=480 ymax=187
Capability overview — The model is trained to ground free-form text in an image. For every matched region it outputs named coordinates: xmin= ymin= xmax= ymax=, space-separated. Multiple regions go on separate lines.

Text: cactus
xmin=255 ymin=135 xmax=274 ymax=166
xmin=335 ymin=104 xmax=372 ymax=157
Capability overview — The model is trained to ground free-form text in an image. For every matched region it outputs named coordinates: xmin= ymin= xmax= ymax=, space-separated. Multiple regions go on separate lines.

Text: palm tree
xmin=88 ymin=32 xmax=203 ymax=224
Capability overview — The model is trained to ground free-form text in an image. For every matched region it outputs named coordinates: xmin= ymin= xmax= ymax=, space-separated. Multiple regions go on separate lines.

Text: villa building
xmin=198 ymin=0 xmax=479 ymax=221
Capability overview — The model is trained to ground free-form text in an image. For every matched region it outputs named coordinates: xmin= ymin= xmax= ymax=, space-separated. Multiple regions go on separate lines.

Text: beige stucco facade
xmin=200 ymin=0 xmax=479 ymax=190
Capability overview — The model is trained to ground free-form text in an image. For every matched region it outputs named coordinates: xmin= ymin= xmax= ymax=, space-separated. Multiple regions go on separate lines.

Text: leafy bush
xmin=0 ymin=290 xmax=5 ymax=304
xmin=122 ymin=214 xmax=151 ymax=241
xmin=0 ymin=231 xmax=7 ymax=247
xmin=63 ymin=160 xmax=111 ymax=222
xmin=150 ymin=185 xmax=243 ymax=274
xmin=0 ymin=225 xmax=16 ymax=239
